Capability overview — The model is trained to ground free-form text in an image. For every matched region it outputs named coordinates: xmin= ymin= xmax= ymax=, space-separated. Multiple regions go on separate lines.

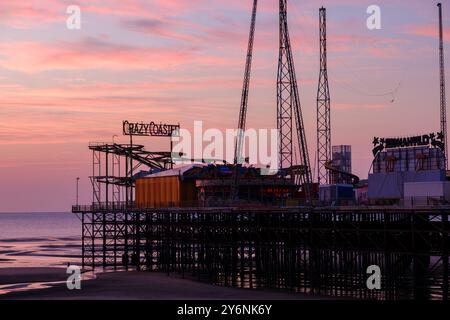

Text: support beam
xmin=77 ymin=207 xmax=450 ymax=300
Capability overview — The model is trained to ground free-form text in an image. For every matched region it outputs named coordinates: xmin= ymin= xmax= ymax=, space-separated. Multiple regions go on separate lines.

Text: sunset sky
xmin=0 ymin=0 xmax=449 ymax=212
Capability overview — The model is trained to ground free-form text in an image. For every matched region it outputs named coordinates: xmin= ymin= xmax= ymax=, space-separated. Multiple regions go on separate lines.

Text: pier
xmin=73 ymin=206 xmax=450 ymax=300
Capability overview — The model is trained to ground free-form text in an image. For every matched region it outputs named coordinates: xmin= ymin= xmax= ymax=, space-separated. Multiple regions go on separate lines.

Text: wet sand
xmin=0 ymin=267 xmax=68 ymax=285
xmin=0 ymin=268 xmax=316 ymax=300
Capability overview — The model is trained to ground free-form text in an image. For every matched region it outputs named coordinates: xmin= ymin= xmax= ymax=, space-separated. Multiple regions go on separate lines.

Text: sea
xmin=0 ymin=212 xmax=82 ymax=268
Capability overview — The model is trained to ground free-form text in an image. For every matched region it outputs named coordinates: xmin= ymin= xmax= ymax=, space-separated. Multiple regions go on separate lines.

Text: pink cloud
xmin=0 ymin=0 xmax=251 ymax=29
xmin=0 ymin=38 xmax=199 ymax=72
xmin=0 ymin=0 xmax=63 ymax=28
xmin=365 ymin=45 xmax=403 ymax=59
xmin=404 ymin=25 xmax=450 ymax=42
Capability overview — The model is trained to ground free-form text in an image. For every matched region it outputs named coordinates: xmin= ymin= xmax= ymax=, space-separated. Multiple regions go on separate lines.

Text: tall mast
xmin=231 ymin=0 xmax=258 ymax=199
xmin=317 ymin=7 xmax=331 ymax=185
xmin=438 ymin=3 xmax=448 ymax=169
xmin=277 ymin=0 xmax=312 ymax=192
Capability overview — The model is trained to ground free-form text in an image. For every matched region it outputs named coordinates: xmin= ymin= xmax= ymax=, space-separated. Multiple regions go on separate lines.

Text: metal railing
xmin=73 ymin=197 xmax=450 ymax=213
xmin=72 ymin=201 xmax=135 ymax=213
xmin=72 ymin=199 xmax=317 ymax=213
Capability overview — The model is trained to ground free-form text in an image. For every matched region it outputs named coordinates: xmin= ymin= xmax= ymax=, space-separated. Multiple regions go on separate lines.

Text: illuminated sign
xmin=123 ymin=121 xmax=180 ymax=137
xmin=372 ymin=132 xmax=445 ymax=156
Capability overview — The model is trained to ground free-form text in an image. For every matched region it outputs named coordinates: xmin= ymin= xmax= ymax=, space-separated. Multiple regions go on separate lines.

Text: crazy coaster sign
xmin=372 ymin=132 xmax=445 ymax=156
xmin=123 ymin=120 xmax=180 ymax=137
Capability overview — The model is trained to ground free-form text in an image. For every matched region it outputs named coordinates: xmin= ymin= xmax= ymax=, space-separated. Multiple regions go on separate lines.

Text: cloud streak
xmin=0 ymin=38 xmax=200 ymax=72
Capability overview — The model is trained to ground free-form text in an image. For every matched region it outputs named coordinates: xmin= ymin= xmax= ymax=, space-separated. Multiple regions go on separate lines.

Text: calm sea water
xmin=0 ymin=213 xmax=81 ymax=268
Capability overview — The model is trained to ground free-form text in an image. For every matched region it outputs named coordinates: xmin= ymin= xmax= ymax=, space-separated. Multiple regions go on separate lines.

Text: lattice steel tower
xmin=232 ymin=0 xmax=258 ymax=199
xmin=438 ymin=3 xmax=448 ymax=169
xmin=277 ymin=0 xmax=312 ymax=186
xmin=317 ymin=7 xmax=331 ymax=184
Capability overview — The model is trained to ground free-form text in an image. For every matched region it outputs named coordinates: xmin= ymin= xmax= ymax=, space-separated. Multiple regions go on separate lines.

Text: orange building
xmin=135 ymin=165 xmax=201 ymax=208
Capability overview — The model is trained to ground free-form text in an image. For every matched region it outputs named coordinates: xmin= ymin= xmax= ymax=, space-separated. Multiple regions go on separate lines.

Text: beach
xmin=0 ymin=267 xmax=313 ymax=300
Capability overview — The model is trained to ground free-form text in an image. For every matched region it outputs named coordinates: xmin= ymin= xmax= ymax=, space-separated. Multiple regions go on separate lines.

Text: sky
xmin=0 ymin=0 xmax=449 ymax=212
